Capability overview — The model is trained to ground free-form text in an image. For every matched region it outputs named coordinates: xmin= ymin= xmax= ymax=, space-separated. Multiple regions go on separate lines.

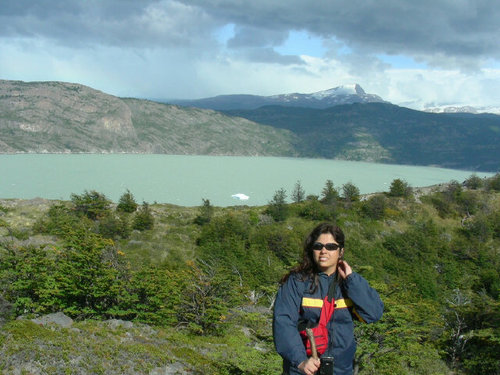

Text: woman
xmin=273 ymin=223 xmax=383 ymax=375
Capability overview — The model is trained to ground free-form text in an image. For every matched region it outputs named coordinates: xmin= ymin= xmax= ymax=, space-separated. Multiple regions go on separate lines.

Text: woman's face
xmin=312 ymin=232 xmax=343 ymax=275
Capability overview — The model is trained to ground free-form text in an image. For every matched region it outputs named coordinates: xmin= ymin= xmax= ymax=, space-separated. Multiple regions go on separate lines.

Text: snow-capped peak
xmin=310 ymin=84 xmax=365 ymax=99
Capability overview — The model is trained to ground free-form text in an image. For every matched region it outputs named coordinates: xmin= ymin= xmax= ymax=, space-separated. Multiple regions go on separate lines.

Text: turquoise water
xmin=0 ymin=154 xmax=494 ymax=207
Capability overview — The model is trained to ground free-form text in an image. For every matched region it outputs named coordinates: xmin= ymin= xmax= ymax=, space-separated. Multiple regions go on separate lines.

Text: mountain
xmin=167 ymin=84 xmax=385 ymax=110
xmin=224 ymin=103 xmax=500 ymax=172
xmin=1 ymin=79 xmax=499 ymax=172
xmin=0 ymin=79 xmax=298 ymax=156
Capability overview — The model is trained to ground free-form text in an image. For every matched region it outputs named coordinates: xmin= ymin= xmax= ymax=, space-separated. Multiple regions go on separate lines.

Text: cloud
xmin=0 ymin=0 xmax=499 ymax=109
xmin=0 ymin=0 xmax=218 ymax=49
xmin=176 ymin=0 xmax=500 ymax=68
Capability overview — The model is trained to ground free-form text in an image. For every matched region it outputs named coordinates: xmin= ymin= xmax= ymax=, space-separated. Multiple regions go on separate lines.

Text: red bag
xmin=298 ymin=287 xmax=336 ymax=356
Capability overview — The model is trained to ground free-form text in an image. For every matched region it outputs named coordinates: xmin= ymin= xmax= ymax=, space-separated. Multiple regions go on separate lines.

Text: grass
xmin=0 ymin=310 xmax=280 ymax=375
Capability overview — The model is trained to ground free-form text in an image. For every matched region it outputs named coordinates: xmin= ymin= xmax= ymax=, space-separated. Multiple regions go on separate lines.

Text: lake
xmin=1 ymin=154 xmax=494 ymax=207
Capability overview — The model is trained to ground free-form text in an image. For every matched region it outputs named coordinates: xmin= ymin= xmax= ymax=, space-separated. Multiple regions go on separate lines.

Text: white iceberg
xmin=231 ymin=193 xmax=249 ymax=201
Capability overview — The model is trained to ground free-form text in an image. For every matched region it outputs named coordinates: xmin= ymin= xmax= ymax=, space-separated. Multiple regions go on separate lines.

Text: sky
xmin=1 ymin=0 xmax=499 ymax=110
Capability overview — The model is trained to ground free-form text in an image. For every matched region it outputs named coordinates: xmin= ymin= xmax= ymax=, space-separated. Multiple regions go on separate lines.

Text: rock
xmin=149 ymin=362 xmax=188 ymax=375
xmin=31 ymin=312 xmax=73 ymax=328
xmin=105 ymin=319 xmax=134 ymax=329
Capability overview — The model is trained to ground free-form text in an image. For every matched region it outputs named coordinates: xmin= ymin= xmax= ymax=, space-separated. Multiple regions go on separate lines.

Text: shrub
xmin=388 ymin=178 xmax=412 ymax=198
xmin=464 ymin=174 xmax=484 ymax=190
xmin=297 ymin=198 xmax=336 ymax=221
xmin=117 ymin=265 xmax=184 ymax=325
xmin=194 ymin=198 xmax=214 ymax=225
xmin=133 ymin=202 xmax=155 ymax=231
xmin=116 ymin=189 xmax=138 ymax=213
xmin=70 ymin=190 xmax=112 ymax=220
xmin=178 ymin=261 xmax=237 ymax=335
xmin=98 ymin=213 xmax=131 ymax=239
xmin=486 ymin=173 xmax=500 ymax=191
xmin=250 ymin=224 xmax=301 ymax=266
xmin=362 ymin=194 xmax=388 ymax=220
xmin=33 ymin=204 xmax=87 ymax=235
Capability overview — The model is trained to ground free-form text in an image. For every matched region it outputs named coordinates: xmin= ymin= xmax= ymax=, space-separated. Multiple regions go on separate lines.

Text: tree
xmin=291 ymin=180 xmax=306 ymax=203
xmin=133 ymin=202 xmax=155 ymax=231
xmin=265 ymin=188 xmax=289 ymax=222
xmin=116 ymin=189 xmax=138 ymax=213
xmin=321 ymin=179 xmax=339 ymax=205
xmin=70 ymin=190 xmax=111 ymax=220
xmin=388 ymin=178 xmax=412 ymax=198
xmin=194 ymin=198 xmax=214 ymax=225
xmin=342 ymin=182 xmax=360 ymax=203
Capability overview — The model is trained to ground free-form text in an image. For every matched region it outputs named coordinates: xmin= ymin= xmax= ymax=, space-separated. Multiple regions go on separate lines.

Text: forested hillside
xmin=225 ymin=103 xmax=500 ymax=171
xmin=1 ymin=174 xmax=499 ymax=374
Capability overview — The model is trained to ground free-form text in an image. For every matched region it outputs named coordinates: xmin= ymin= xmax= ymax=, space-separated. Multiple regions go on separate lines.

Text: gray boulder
xmin=31 ymin=312 xmax=73 ymax=328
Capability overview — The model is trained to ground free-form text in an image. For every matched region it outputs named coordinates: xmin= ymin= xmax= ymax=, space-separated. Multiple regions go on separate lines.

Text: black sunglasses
xmin=312 ymin=242 xmax=341 ymax=251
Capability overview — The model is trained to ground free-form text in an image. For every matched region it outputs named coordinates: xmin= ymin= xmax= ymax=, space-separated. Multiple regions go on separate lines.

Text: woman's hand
xmin=298 ymin=357 xmax=320 ymax=375
xmin=337 ymin=259 xmax=352 ymax=280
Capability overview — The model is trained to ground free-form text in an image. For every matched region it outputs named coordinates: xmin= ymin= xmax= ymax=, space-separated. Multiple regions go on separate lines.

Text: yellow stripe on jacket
xmin=301 ymin=298 xmax=353 ymax=309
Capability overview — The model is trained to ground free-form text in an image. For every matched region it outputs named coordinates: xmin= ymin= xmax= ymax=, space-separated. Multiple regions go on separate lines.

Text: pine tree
xmin=291 ymin=180 xmax=306 ymax=203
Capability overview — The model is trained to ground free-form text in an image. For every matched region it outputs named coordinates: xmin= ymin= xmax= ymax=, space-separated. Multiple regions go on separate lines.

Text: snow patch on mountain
xmin=424 ymin=105 xmax=500 ymax=115
xmin=311 ymin=84 xmax=361 ymax=99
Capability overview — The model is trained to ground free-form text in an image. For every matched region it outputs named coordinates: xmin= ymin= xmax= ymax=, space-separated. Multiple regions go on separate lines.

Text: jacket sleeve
xmin=343 ymin=272 xmax=384 ymax=323
xmin=273 ymin=274 xmax=308 ymax=368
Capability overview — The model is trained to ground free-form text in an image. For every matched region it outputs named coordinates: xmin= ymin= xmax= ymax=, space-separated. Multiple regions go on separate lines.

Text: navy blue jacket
xmin=273 ymin=272 xmax=383 ymax=375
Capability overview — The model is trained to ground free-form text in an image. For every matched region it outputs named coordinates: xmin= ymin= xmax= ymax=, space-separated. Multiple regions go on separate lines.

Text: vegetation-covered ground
xmin=0 ymin=174 xmax=499 ymax=374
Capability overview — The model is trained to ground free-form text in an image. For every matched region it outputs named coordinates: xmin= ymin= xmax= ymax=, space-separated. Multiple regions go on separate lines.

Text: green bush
xmin=115 ymin=265 xmax=184 ymax=326
xmin=98 ymin=213 xmax=131 ymax=239
xmin=133 ymin=202 xmax=154 ymax=231
xmin=297 ymin=198 xmax=336 ymax=221
xmin=486 ymin=173 xmax=500 ymax=191
xmin=464 ymin=174 xmax=484 ymax=189
xmin=194 ymin=198 xmax=214 ymax=225
xmin=116 ymin=189 xmax=138 ymax=213
xmin=33 ymin=203 xmax=88 ymax=235
xmin=362 ymin=194 xmax=388 ymax=220
xmin=71 ymin=190 xmax=112 ymax=220
xmin=388 ymin=178 xmax=412 ymax=198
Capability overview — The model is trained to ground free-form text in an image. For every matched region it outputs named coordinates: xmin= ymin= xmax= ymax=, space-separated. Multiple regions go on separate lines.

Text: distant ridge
xmin=224 ymin=102 xmax=500 ymax=172
xmin=1 ymin=79 xmax=499 ymax=172
xmin=167 ymin=84 xmax=386 ymax=110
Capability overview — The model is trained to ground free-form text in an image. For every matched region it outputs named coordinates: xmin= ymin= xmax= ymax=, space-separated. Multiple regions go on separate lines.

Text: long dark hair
xmin=281 ymin=223 xmax=345 ymax=289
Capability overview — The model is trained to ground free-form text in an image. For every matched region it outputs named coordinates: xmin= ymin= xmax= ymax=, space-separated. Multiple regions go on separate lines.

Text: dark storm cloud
xmin=1 ymin=0 xmax=499 ymax=68
xmin=0 ymin=0 xmax=217 ymax=48
xmin=178 ymin=0 xmax=500 ymax=66
xmin=237 ymin=48 xmax=305 ymax=65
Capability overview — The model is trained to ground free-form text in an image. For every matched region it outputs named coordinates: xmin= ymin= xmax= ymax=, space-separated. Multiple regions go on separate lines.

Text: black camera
xmin=319 ymin=356 xmax=334 ymax=375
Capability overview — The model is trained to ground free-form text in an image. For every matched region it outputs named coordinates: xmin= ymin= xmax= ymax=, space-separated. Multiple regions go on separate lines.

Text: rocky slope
xmin=0 ymin=80 xmax=298 ymax=156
